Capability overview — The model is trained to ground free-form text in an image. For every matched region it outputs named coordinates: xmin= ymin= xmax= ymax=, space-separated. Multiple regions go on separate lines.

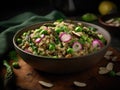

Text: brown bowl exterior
xmin=13 ymin=21 xmax=111 ymax=74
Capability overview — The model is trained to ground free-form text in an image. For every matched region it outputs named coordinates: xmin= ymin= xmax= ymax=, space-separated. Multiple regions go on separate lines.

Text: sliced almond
xmin=98 ymin=68 xmax=110 ymax=75
xmin=105 ymin=51 xmax=113 ymax=56
xmin=104 ymin=55 xmax=111 ymax=60
xmin=99 ymin=67 xmax=107 ymax=70
xmin=72 ymin=31 xmax=81 ymax=37
xmin=38 ymin=81 xmax=54 ymax=88
xmin=73 ymin=81 xmax=87 ymax=87
xmin=106 ymin=62 xmax=114 ymax=71
xmin=112 ymin=56 xmax=118 ymax=62
xmin=116 ymin=72 xmax=120 ymax=76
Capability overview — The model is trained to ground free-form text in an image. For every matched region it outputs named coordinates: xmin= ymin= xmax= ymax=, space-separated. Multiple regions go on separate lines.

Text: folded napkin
xmin=0 ymin=10 xmax=66 ymax=57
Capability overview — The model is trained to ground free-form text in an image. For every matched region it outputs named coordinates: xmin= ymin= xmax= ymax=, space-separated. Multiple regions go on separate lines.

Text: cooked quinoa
xmin=16 ymin=20 xmax=107 ymax=58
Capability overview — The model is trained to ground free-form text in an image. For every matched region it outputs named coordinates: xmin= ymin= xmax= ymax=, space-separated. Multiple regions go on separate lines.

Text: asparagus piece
xmin=3 ymin=60 xmax=16 ymax=90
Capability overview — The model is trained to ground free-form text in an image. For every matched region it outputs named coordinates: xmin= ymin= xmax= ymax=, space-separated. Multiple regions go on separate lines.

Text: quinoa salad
xmin=16 ymin=20 xmax=107 ymax=58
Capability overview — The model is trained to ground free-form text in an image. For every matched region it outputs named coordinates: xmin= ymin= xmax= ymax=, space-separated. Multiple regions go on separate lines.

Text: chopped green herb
xmin=55 ymin=27 xmax=63 ymax=33
xmin=56 ymin=18 xmax=64 ymax=22
xmin=75 ymin=26 xmax=83 ymax=32
xmin=40 ymin=29 xmax=48 ymax=34
xmin=3 ymin=60 xmax=15 ymax=87
xmin=52 ymin=56 xmax=58 ymax=58
xmin=78 ymin=38 xmax=85 ymax=44
xmin=67 ymin=48 xmax=74 ymax=54
xmin=88 ymin=26 xmax=97 ymax=31
xmin=49 ymin=43 xmax=55 ymax=50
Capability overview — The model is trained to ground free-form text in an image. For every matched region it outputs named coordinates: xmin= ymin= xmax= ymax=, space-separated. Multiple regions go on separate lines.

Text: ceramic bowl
xmin=13 ymin=21 xmax=111 ymax=74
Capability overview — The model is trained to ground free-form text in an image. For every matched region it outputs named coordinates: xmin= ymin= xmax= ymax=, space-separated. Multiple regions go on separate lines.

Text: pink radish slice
xmin=24 ymin=48 xmax=31 ymax=53
xmin=72 ymin=42 xmax=82 ymax=52
xmin=35 ymin=38 xmax=41 ymax=43
xmin=35 ymin=34 xmax=45 ymax=43
xmin=59 ymin=32 xmax=65 ymax=38
xmin=92 ymin=39 xmax=103 ymax=48
xmin=60 ymin=33 xmax=71 ymax=42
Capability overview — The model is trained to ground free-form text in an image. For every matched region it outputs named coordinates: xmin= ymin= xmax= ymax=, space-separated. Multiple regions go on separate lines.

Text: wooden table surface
xmin=1 ymin=47 xmax=120 ymax=90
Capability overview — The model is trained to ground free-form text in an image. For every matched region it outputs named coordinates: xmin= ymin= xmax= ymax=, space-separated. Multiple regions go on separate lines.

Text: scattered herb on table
xmin=3 ymin=60 xmax=16 ymax=89
xmin=8 ymin=50 xmax=20 ymax=69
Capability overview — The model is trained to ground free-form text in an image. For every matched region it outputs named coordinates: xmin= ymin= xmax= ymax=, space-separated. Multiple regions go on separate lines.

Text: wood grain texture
xmin=2 ymin=47 xmax=120 ymax=90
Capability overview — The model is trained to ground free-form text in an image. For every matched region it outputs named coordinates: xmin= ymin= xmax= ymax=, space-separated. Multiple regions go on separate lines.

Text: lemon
xmin=98 ymin=1 xmax=117 ymax=15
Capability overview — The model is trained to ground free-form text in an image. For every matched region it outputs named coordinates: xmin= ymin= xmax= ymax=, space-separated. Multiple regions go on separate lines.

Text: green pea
xmin=17 ymin=38 xmax=22 ymax=44
xmin=75 ymin=26 xmax=83 ymax=32
xmin=49 ymin=43 xmax=55 ymax=50
xmin=67 ymin=48 xmax=73 ymax=54
xmin=12 ymin=62 xmax=20 ymax=69
xmin=55 ymin=28 xmax=62 ymax=33
xmin=23 ymin=32 xmax=27 ymax=36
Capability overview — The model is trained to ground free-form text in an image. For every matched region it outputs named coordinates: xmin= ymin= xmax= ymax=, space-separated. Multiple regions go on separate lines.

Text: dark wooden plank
xmin=1 ymin=47 xmax=120 ymax=90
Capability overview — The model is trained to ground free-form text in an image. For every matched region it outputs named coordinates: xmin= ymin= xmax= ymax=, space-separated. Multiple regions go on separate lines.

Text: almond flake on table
xmin=106 ymin=62 xmax=114 ymax=71
xmin=99 ymin=67 xmax=107 ymax=70
xmin=73 ymin=81 xmax=87 ymax=87
xmin=38 ymin=80 xmax=54 ymax=88
xmin=116 ymin=72 xmax=120 ymax=76
xmin=104 ymin=55 xmax=111 ymax=60
xmin=98 ymin=62 xmax=114 ymax=75
xmin=98 ymin=68 xmax=110 ymax=75
xmin=112 ymin=56 xmax=118 ymax=61
xmin=105 ymin=50 xmax=113 ymax=56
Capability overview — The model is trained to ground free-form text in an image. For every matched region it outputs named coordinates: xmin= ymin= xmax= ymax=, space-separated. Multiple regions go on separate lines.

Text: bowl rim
xmin=13 ymin=20 xmax=111 ymax=60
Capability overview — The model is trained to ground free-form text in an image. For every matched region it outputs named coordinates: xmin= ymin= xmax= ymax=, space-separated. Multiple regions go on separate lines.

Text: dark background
xmin=0 ymin=1 xmax=120 ymax=90
xmin=0 ymin=0 xmax=120 ymax=21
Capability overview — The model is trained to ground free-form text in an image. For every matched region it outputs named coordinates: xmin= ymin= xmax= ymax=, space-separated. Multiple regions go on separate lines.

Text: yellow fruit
xmin=98 ymin=1 xmax=117 ymax=15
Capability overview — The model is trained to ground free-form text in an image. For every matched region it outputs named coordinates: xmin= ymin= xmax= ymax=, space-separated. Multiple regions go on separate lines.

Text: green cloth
xmin=0 ymin=10 xmax=66 ymax=57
